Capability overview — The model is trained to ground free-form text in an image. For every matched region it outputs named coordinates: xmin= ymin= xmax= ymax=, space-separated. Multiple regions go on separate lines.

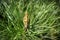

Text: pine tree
xmin=0 ymin=0 xmax=60 ymax=40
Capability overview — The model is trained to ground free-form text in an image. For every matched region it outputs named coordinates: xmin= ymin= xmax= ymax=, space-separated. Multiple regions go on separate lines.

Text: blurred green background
xmin=0 ymin=0 xmax=60 ymax=40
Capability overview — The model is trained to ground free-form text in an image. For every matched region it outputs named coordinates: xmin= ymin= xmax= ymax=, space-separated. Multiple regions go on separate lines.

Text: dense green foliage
xmin=0 ymin=0 xmax=60 ymax=40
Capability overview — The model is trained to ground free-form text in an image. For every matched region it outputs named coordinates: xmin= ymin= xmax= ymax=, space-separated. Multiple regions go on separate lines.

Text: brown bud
xmin=23 ymin=11 xmax=29 ymax=31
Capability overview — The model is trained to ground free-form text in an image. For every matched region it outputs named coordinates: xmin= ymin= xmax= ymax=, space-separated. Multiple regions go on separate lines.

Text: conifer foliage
xmin=0 ymin=0 xmax=60 ymax=40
